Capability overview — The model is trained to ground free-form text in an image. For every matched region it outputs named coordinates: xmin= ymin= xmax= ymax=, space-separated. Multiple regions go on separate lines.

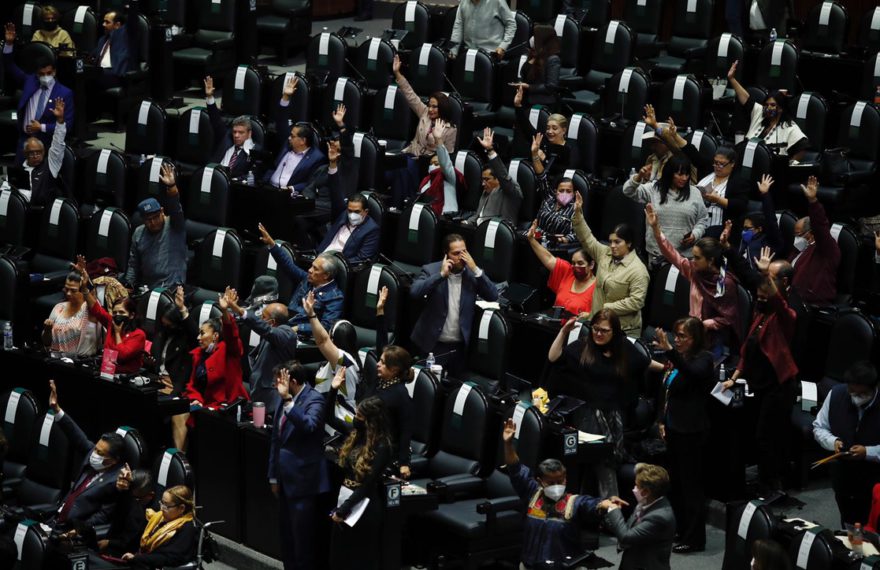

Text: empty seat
xmin=185 ymin=165 xmax=230 ymax=241
xmin=392 ymin=1 xmax=430 ymax=51
xmin=61 ymin=5 xmax=98 ymax=52
xmin=152 ymin=448 xmax=194 ymax=495
xmin=756 ymin=39 xmax=799 ymax=94
xmin=471 ymin=219 xmax=515 ymax=285
xmin=355 ymin=38 xmax=396 ymax=93
xmin=255 ymin=0 xmax=312 ymax=63
xmin=405 ymin=43 xmax=447 ymax=96
xmin=408 ymin=367 xmax=442 ymax=475
xmin=176 ymin=107 xmax=216 ymax=173
xmin=0 ymin=189 xmax=29 ymax=247
xmin=1 ymin=388 xmax=40 ymax=484
xmin=81 ymin=149 xmax=127 ymax=211
xmin=393 ymin=203 xmax=438 ymax=275
xmin=125 ymin=100 xmax=167 ymax=157
xmin=451 ymin=48 xmax=497 ymax=115
xmin=31 ymin=198 xmax=78 ymax=275
xmin=647 ymin=0 xmax=714 ymax=80
xmin=306 ymin=32 xmax=347 ymax=84
xmin=462 ymin=308 xmax=510 ymax=391
xmin=857 ymin=6 xmax=880 ymax=56
xmin=553 ymin=14 xmax=583 ymax=85
xmin=623 ymin=0 xmax=664 ymax=59
xmin=800 ymin=1 xmax=848 ymax=56
xmin=190 ymin=228 xmax=242 ymax=305
xmin=565 ymin=113 xmax=599 ymax=173
xmin=221 ymin=65 xmax=263 ymax=119
xmin=347 ymin=263 xmax=400 ymax=347
xmin=453 ymin=150 xmax=484 ymax=213
xmin=655 ymin=74 xmax=702 ymax=130
xmin=602 ymin=68 xmax=650 ymax=123
xmin=370 ymin=84 xmax=413 ymax=152
xmin=704 ymin=33 xmax=745 ymax=82
xmin=172 ymin=0 xmax=237 ymax=84
xmin=13 ymin=410 xmax=71 ymax=511
xmin=84 ymin=207 xmax=132 ymax=273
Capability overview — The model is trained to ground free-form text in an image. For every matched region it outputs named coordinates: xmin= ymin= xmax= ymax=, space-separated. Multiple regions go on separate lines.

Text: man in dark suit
xmin=410 ymin=233 xmax=499 ymax=375
xmin=225 ymin=287 xmax=296 ymax=412
xmin=603 ymin=463 xmax=676 ymax=569
xmin=203 ymin=75 xmax=261 ymax=180
xmin=268 ymin=361 xmax=329 ymax=570
xmin=48 ymin=380 xmax=125 ymax=530
xmin=3 ymin=23 xmax=74 ymax=162
xmin=316 ymin=141 xmax=380 ymax=265
xmin=13 ymin=96 xmax=72 ymax=208
xmin=91 ymin=3 xmax=138 ymax=84
xmin=265 ymin=76 xmax=326 ymax=195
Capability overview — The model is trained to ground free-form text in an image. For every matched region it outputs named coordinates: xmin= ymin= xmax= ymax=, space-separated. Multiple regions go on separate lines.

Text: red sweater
xmin=182 ymin=316 xmax=249 ymax=408
xmin=788 ymin=200 xmax=840 ymax=305
xmin=89 ymin=302 xmax=146 ymax=374
xmin=736 ymin=290 xmax=798 ymax=384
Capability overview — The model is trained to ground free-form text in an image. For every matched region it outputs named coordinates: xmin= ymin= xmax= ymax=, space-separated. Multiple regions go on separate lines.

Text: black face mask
xmin=352 ymin=418 xmax=365 ymax=432
xmin=754 ymin=299 xmax=770 ymax=314
xmin=43 ymin=21 xmax=58 ymax=31
xmin=113 ymin=314 xmax=129 ymax=326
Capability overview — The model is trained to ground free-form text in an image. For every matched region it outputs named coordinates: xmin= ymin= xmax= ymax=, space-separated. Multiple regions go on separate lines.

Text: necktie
xmin=58 ymin=470 xmax=98 ymax=523
xmin=228 ymin=146 xmax=240 ymax=170
xmin=99 ymin=38 xmax=111 ymax=63
xmin=36 ymin=87 xmax=49 ymax=123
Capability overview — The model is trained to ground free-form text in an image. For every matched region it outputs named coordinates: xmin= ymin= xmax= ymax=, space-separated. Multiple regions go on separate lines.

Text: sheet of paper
xmin=578 ymin=431 xmax=605 ymax=443
xmin=336 ymin=485 xmax=369 ymax=526
xmin=711 ymin=382 xmax=733 ymax=406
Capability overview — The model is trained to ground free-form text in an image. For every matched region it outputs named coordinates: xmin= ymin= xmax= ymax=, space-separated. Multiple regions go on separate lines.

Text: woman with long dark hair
xmin=548 ymin=309 xmax=646 ymax=497
xmin=651 ymin=317 xmax=714 ymax=554
xmin=624 ymin=154 xmax=709 ymax=268
xmin=751 ymin=538 xmax=791 ymax=570
xmin=517 ymin=24 xmax=561 ymax=108
xmin=327 ymin=395 xmax=391 ymax=570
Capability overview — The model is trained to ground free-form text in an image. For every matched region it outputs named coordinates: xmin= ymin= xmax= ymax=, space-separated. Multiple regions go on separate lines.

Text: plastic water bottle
xmin=246 ymin=170 xmax=255 ymax=186
xmin=719 ymin=364 xmax=726 ymax=382
xmin=769 ymin=28 xmax=777 ymax=43
xmin=3 ymin=322 xmax=12 ymax=350
xmin=139 ymin=153 xmax=147 ymax=166
xmin=852 ymin=523 xmax=864 ymax=555
xmin=629 ymin=167 xmax=637 ymax=180
xmin=425 ymin=352 xmax=435 ymax=369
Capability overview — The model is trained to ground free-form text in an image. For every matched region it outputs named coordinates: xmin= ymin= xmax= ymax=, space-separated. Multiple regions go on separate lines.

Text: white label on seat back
xmin=637 ymin=0 xmax=647 ymax=5
xmin=664 ymin=265 xmax=680 ymax=293
xmin=771 ymin=41 xmax=784 ymax=66
xmin=686 ymin=0 xmax=697 ymax=12
xmin=98 ymin=209 xmax=113 ymax=237
xmin=49 ymin=199 xmax=63 ymax=226
xmin=673 ymin=75 xmax=687 ymax=100
xmin=632 ymin=121 xmax=646 ymax=147
xmin=818 ymin=2 xmax=832 ymax=26
xmin=618 ymin=68 xmax=634 ymax=93
xmin=512 ymin=402 xmax=527 ymax=438
xmin=418 ymin=44 xmax=431 ymax=66
xmin=23 ymin=4 xmax=34 ymax=26
xmin=158 ymin=450 xmax=173 ymax=486
xmin=478 ymin=310 xmax=493 ymax=341
xmin=39 ymin=412 xmax=54 ymax=447
xmin=318 ymin=33 xmax=330 ymax=55
xmin=796 ymin=530 xmax=817 ymax=569
xmin=851 ymin=102 xmax=867 ymax=128
xmin=97 ymin=149 xmax=111 ymax=174
xmin=368 ymin=38 xmax=380 ymax=61
xmin=737 ymin=501 xmax=758 ymax=539
xmin=75 ymin=6 xmax=88 ymax=24
xmin=367 ymin=265 xmax=382 ymax=295
xmin=691 ymin=130 xmax=704 ymax=149
xmin=569 ymin=114 xmax=583 ymax=139
xmin=796 ymin=94 xmax=811 ymax=120
xmin=188 ymin=109 xmax=201 ymax=134
xmin=138 ymin=101 xmax=151 ymax=126
xmin=0 ymin=190 xmax=10 ymax=217
xmin=405 ymin=0 xmax=417 ymax=21
xmin=743 ymin=141 xmax=758 ymax=168
xmin=874 ymin=54 xmax=880 ymax=78
xmin=5 ymin=391 xmax=21 ymax=423
xmin=465 ymin=49 xmax=477 ymax=72
xmin=384 ymin=85 xmax=397 ymax=110
xmin=199 ymin=302 xmax=214 ymax=325
xmin=872 ymin=7 xmax=880 ymax=31
xmin=353 ymin=133 xmax=364 ymax=158
xmin=212 ymin=229 xmax=226 ymax=258
xmin=453 ymin=383 xmax=472 ymax=416
xmin=455 ymin=152 xmax=467 ymax=173
xmin=517 ymin=54 xmax=527 ymax=78
xmin=508 ymin=159 xmax=521 ymax=181
xmin=862 ymin=562 xmax=874 ymax=570
xmin=409 ymin=204 xmax=423 ymax=231
xmin=563 ymin=169 xmax=576 ymax=180
xmin=554 ymin=15 xmax=566 ymax=37
xmin=146 ymin=290 xmax=161 ymax=320
xmin=14 ymin=521 xmax=28 ymax=560
xmin=249 ymin=330 xmax=260 ymax=348
xmin=201 ymin=167 xmax=214 ymax=194
xmin=830 ymin=223 xmax=843 ymax=241
xmin=115 ymin=427 xmax=129 ymax=438
xmin=568 ymin=322 xmax=583 ymax=344
xmin=267 ymin=252 xmax=277 ymax=271
xmin=529 ymin=107 xmax=540 ymax=130
xmin=718 ymin=33 xmax=731 ymax=57
xmin=334 ymin=78 xmax=347 ymax=101
xmin=234 ymin=66 xmax=247 ymax=90
xmin=605 ymin=21 xmax=619 ymax=44
xmin=149 ymin=158 xmax=162 ymax=182
xmin=485 ymin=220 xmax=500 ymax=249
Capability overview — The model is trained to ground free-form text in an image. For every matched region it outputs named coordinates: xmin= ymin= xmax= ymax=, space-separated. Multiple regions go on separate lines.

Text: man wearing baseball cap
xmin=122 ymin=162 xmax=187 ymax=290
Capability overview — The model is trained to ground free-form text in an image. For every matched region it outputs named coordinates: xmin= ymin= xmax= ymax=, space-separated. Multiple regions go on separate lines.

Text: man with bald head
xmin=14 ymin=97 xmax=71 ymax=207
xmin=225 ymin=289 xmax=296 ymax=413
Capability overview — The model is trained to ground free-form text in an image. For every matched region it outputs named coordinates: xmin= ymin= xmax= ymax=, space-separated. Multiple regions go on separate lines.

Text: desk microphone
xmin=415 ymin=347 xmax=457 ymax=366
xmin=378 ymin=253 xmax=416 ymax=280
xmin=442 ymin=72 xmax=463 ymax=100
xmin=344 ymin=57 xmax=370 ymax=85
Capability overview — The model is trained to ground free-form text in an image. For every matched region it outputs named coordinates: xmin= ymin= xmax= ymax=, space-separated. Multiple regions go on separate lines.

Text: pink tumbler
xmin=252 ymin=402 xmax=266 ymax=428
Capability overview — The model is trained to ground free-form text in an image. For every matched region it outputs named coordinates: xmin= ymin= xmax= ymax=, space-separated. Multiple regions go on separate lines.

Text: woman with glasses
xmin=548 ymin=309 xmax=646 ymax=497
xmin=693 ymin=146 xmax=749 ymax=239
xmin=650 ymin=318 xmax=714 ymax=555
xmin=42 ymin=270 xmax=101 ymax=356
xmin=114 ymin=485 xmax=197 ymax=568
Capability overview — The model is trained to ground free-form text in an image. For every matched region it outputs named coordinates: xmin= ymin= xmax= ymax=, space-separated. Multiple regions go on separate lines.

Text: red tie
xmin=58 ymin=471 xmax=97 ymax=523
xmin=228 ymin=147 xmax=240 ymax=170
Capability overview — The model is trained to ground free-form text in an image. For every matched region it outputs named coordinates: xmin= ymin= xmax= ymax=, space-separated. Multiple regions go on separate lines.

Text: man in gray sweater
xmin=466 ymin=128 xmax=522 ymax=226
xmin=450 ymin=0 xmax=516 ymax=59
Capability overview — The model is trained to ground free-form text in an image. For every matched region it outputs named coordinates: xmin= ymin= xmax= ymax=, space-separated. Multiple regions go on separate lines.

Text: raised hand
xmin=727 ymin=60 xmax=739 ymax=82
xmin=642 ymin=104 xmax=658 ymax=129
xmin=204 ymin=76 xmax=214 ymax=98
xmin=574 ymin=190 xmax=583 ymax=214
xmin=49 ymin=379 xmax=59 ymax=412
xmin=376 ymin=286 xmax=388 ymax=312
xmin=561 ymin=316 xmax=577 ymax=333
xmin=719 ymin=219 xmax=733 ymax=250
xmin=645 ymin=204 xmax=659 ymax=229
xmin=477 ymin=127 xmax=494 ymax=151
xmin=257 ymin=223 xmax=275 ymax=248
xmin=653 ymin=327 xmax=672 ymax=351
xmin=159 ymin=162 xmax=176 ymax=187
xmin=332 ymin=103 xmax=346 ymax=127
xmin=527 ymin=220 xmax=538 ymax=241
xmin=874 ymin=230 xmax=880 ymax=253
xmin=52 ymin=98 xmax=65 ymax=124
xmin=666 ymin=116 xmax=677 ymax=137
xmin=757 ymin=174 xmax=774 ymax=195
xmin=327 ymin=140 xmax=341 ymax=164
xmin=282 ymin=75 xmax=298 ymax=100
xmin=175 ymin=285 xmax=185 ymax=309
xmin=801 ymin=175 xmax=818 ymax=203
xmin=331 ymin=366 xmax=346 ymax=390
xmin=502 ymin=418 xmax=516 ymax=442
xmin=637 ymin=164 xmax=652 ymax=182
xmin=514 ymin=83 xmax=524 ymax=108
xmin=226 ymin=288 xmax=241 ymax=313
xmin=302 ymin=290 xmax=316 ymax=317
xmin=276 ymin=368 xmax=290 ymax=399
xmin=218 ymin=287 xmax=233 ymax=311
xmin=754 ymin=246 xmax=775 ymax=274
xmin=433 ymin=120 xmax=448 ymax=141
xmin=531 ymin=133 xmax=543 ymax=157
xmin=392 ymin=54 xmax=401 ymax=75
xmin=4 ymin=23 xmax=15 ymax=45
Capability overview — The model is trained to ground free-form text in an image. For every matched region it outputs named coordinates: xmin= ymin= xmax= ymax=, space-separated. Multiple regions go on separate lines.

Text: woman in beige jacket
xmin=572 ymin=193 xmax=649 ymax=337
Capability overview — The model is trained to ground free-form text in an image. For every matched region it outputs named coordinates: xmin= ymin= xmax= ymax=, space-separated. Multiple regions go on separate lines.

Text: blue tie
xmin=36 ymin=87 xmax=49 ymax=122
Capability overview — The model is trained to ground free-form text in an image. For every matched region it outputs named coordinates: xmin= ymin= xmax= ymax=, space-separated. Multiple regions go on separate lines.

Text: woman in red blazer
xmin=172 ymin=287 xmax=249 ymax=450
xmin=723 ymin=275 xmax=798 ymax=496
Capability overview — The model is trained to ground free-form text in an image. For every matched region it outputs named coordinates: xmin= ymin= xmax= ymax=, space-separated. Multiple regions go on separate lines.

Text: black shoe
xmin=673 ymin=544 xmax=705 ymax=554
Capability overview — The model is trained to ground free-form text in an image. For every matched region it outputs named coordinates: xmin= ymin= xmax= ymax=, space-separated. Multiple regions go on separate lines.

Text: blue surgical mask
xmin=741 ymin=229 xmax=755 ymax=244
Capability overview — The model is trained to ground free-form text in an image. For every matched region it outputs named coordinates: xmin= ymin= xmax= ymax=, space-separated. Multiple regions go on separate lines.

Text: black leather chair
xmin=453 ymin=150 xmax=484 ymax=213
xmin=860 ymin=52 xmax=880 ymax=101
xmin=125 ymin=100 xmax=167 ymax=157
xmin=222 ymin=65 xmax=262 ymax=119
xmin=0 ymin=189 xmax=29 ymax=247
xmin=857 ymin=6 xmax=880 ymax=56
xmin=11 ymin=410 xmax=71 ymax=511
xmin=11 ymin=519 xmax=49 ymax=569
xmin=0 ymin=256 xmax=22 ymax=335
xmin=618 ymin=120 xmax=653 ymax=173
xmin=255 ymin=0 xmax=311 ymax=64
xmin=176 ymin=107 xmax=216 ymax=175
xmin=194 ymin=300 xmax=223 ymax=327
xmin=462 ymin=308 xmax=510 ymax=392
xmin=351 ymin=132 xmax=381 ymax=192
xmin=172 ymin=0 xmax=237 ymax=84
xmin=253 ymin=240 xmax=297 ymax=301
xmin=574 ymin=0 xmax=611 ymax=31
xmin=185 ymin=165 xmax=230 ymax=241
xmin=721 ymin=501 xmax=775 ymax=570
xmin=347 ymin=263 xmax=399 ymax=348
xmin=564 ymin=113 xmax=599 ymax=174
xmin=705 ymin=33 xmax=745 ymax=81
xmin=647 ymin=0 xmax=714 ymax=81
xmin=323 ymin=77 xmax=364 ymax=131
xmin=61 ymin=5 xmax=98 ymax=53
xmin=270 ymin=71 xmax=310 ymax=125
xmin=13 ymin=3 xmax=42 ymax=39
xmin=409 ymin=367 xmax=443 ymax=476
xmin=1 ymin=388 xmax=40 ymax=486
xmin=756 ymin=39 xmax=799 ymax=94
xmin=655 ymin=74 xmax=702 ymax=131
xmin=644 ymin=263 xmax=691 ymax=337
xmin=305 ymin=31 xmax=347 ymax=84
xmin=405 ymin=43 xmax=447 ymax=96
xmin=830 ymin=222 xmax=859 ymax=305
xmin=133 ymin=156 xmax=175 ymax=216
xmin=554 ymin=14 xmax=583 ymax=86
xmin=600 ymin=184 xmax=646 ymax=254
xmin=735 ymin=140 xmax=773 ymax=186
xmin=623 ymin=0 xmax=664 ymax=59
xmin=393 ymin=202 xmax=438 ymax=275
xmin=113 ymin=426 xmax=147 ymax=469
xmin=355 ymin=38 xmax=395 ymax=94
xmin=392 ymin=1 xmax=430 ymax=51
xmin=786 ymin=529 xmax=834 ymax=570
xmin=451 ymin=48 xmax=497 ymax=116
xmin=152 ymin=448 xmax=194 ymax=495
xmin=190 ymin=228 xmax=242 ymax=306
xmin=137 ymin=287 xmax=175 ymax=339
xmin=685 ymin=129 xmax=719 ymax=175
xmin=600 ymin=66 xmax=650 ymax=122
xmin=507 ymin=10 xmax=533 ymax=61
xmin=471 ymin=219 xmax=515 ymax=285
xmin=32 ymin=198 xmax=79 ymax=275
xmin=800 ymin=1 xmax=848 ymax=57
xmin=510 ymin=104 xmax=549 ymax=161
xmin=81 ymin=149 xmax=128 ymax=212
xmin=518 ymin=0 xmax=556 ymax=24
xmin=507 ymin=158 xmax=538 ymax=226
xmin=370 ymin=84 xmax=413 ymax=152
xmin=788 ymin=92 xmax=827 ymax=164
xmin=85 ymin=207 xmax=131 ymax=273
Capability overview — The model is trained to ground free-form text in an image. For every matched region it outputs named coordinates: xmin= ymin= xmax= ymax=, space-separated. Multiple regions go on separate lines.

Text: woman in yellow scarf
xmin=120 ymin=485 xmax=197 ymax=568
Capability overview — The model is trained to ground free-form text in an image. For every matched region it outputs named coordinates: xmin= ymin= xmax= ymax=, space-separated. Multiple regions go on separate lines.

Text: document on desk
xmin=578 ymin=431 xmax=605 ymax=444
xmin=711 ymin=382 xmax=733 ymax=406
xmin=336 ymin=486 xmax=369 ymax=527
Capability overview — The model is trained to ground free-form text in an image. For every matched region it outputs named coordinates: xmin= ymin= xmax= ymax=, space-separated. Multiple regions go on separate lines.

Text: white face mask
xmin=750 ymin=557 xmax=756 ymax=570
xmin=851 ymin=391 xmax=874 ymax=408
xmin=38 ymin=75 xmax=55 ymax=89
xmin=632 ymin=485 xmax=647 ymax=504
xmin=428 ymin=164 xmax=440 ymax=173
xmin=793 ymin=236 xmax=808 ymax=252
xmin=89 ymin=450 xmax=108 ymax=471
xmin=529 ymin=36 xmax=535 ymax=49
xmin=543 ymin=484 xmax=566 ymax=502
xmin=348 ymin=212 xmax=364 ymax=226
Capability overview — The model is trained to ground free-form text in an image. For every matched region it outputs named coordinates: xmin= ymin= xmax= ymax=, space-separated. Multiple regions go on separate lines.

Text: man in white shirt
xmin=204 ymin=76 xmax=259 ymax=180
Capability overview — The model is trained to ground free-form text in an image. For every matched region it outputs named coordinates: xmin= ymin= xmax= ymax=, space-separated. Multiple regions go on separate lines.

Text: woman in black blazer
xmin=652 ymin=317 xmax=714 ymax=554
xmin=147 ymin=287 xmax=197 ymax=395
xmin=517 ymin=24 xmax=561 ymax=109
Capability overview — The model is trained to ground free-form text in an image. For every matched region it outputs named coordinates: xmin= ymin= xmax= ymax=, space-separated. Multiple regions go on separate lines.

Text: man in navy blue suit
xmin=316 ymin=140 xmax=380 ymax=265
xmin=203 ymin=75 xmax=262 ymax=180
xmin=3 ymin=23 xmax=74 ymax=162
xmin=91 ymin=3 xmax=138 ymax=87
xmin=410 ymin=234 xmax=499 ymax=375
xmin=47 ymin=380 xmax=125 ymax=531
xmin=268 ymin=361 xmax=329 ymax=570
xmin=266 ymin=76 xmax=327 ymax=195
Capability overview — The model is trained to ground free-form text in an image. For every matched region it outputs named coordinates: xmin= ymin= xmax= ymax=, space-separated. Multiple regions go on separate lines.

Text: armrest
xmin=476 ymin=496 xmax=522 ymax=515
xmin=683 ymin=46 xmax=707 ymax=59
xmin=427 ymin=474 xmax=485 ymax=502
xmin=205 ymin=37 xmax=234 ymax=49
xmin=842 ymin=169 xmax=875 ymax=185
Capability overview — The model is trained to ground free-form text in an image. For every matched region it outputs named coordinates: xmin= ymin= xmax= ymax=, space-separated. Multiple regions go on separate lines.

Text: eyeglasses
xmin=25 ymin=150 xmax=44 ymax=157
xmin=591 ymin=326 xmax=612 ymax=335
xmin=61 ymin=286 xmax=80 ymax=294
xmin=712 ymin=161 xmax=731 ymax=168
xmin=159 ymin=501 xmax=182 ymax=511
